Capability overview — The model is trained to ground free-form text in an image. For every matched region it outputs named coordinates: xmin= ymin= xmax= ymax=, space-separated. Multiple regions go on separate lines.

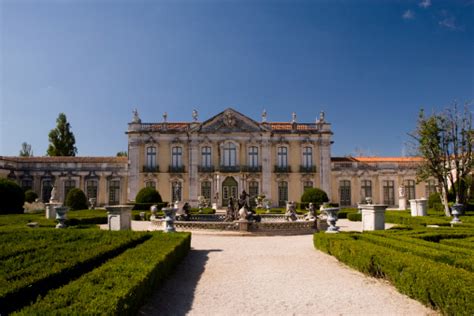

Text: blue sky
xmin=1 ymin=0 xmax=473 ymax=157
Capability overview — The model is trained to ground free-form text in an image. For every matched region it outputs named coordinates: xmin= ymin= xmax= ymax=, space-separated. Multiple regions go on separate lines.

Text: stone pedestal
xmin=162 ymin=207 xmax=177 ymax=233
xmin=106 ymin=205 xmax=132 ymax=231
xmin=237 ymin=220 xmax=250 ymax=232
xmin=450 ymin=203 xmax=463 ymax=224
xmin=361 ymin=204 xmax=387 ymax=231
xmin=399 ymin=198 xmax=407 ymax=210
xmin=409 ymin=199 xmax=428 ymax=216
xmin=45 ymin=203 xmax=58 ymax=219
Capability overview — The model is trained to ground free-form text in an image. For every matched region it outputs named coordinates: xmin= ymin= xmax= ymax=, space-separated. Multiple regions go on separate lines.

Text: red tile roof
xmin=332 ymin=156 xmax=424 ymax=163
xmin=0 ymin=156 xmax=128 ymax=164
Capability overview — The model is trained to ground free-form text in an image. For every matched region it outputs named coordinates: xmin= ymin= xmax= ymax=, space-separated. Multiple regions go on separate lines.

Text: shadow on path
xmin=138 ymin=248 xmax=221 ymax=316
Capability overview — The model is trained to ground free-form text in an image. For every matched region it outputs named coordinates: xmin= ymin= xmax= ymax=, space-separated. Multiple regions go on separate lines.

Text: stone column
xmin=319 ymin=137 xmax=332 ymax=198
xmin=261 ymin=139 xmax=272 ymax=203
xmin=188 ymin=138 xmax=199 ymax=205
xmin=127 ymin=140 xmax=140 ymax=202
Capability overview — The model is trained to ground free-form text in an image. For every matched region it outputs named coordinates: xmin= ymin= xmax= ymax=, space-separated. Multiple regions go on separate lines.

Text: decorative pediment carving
xmin=198 ymin=108 xmax=267 ymax=133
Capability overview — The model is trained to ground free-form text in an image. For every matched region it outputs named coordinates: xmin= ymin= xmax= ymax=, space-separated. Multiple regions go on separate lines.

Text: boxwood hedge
xmin=17 ymin=232 xmax=191 ymax=315
xmin=313 ymin=231 xmax=474 ymax=315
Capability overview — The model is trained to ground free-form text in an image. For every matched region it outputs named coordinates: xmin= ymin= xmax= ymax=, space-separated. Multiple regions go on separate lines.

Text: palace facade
xmin=0 ymin=108 xmax=436 ymax=208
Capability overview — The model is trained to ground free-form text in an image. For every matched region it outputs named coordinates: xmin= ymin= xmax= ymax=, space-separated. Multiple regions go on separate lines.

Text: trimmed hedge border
xmin=0 ymin=230 xmax=149 ymax=314
xmin=314 ymin=232 xmax=474 ymax=315
xmin=17 ymin=232 xmax=191 ymax=315
xmin=347 ymin=213 xmax=361 ymax=221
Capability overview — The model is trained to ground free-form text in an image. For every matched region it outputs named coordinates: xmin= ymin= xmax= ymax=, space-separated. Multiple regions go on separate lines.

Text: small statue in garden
xmin=49 ymin=185 xmax=57 ymax=203
xmin=285 ymin=201 xmax=298 ymax=221
xmin=225 ymin=197 xmax=235 ymax=222
xmin=304 ymin=202 xmax=316 ymax=221
xmin=177 ymin=202 xmax=191 ymax=221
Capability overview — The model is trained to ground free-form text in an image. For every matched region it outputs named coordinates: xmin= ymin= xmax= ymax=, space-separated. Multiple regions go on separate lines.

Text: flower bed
xmin=17 ymin=232 xmax=191 ymax=315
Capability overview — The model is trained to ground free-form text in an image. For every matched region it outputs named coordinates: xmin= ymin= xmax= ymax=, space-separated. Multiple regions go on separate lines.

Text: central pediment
xmin=196 ymin=108 xmax=267 ymax=133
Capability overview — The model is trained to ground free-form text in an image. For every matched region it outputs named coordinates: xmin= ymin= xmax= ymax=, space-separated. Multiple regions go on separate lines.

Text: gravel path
xmin=139 ymin=234 xmax=436 ymax=315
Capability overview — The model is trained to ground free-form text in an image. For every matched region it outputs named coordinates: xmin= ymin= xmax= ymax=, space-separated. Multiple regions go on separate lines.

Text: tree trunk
xmin=441 ymin=186 xmax=451 ymax=217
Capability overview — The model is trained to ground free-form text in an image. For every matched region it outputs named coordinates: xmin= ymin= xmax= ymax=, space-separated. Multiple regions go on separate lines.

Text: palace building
xmin=0 ymin=108 xmax=435 ymax=208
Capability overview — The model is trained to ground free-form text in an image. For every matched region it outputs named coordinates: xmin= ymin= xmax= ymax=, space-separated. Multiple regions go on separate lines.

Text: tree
xmin=116 ymin=151 xmax=128 ymax=157
xmin=19 ymin=142 xmax=33 ymax=157
xmin=410 ymin=103 xmax=473 ymax=216
xmin=300 ymin=187 xmax=329 ymax=208
xmin=47 ymin=113 xmax=77 ymax=156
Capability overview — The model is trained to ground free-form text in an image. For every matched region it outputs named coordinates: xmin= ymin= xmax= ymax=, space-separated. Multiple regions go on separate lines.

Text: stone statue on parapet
xmin=304 ymin=202 xmax=316 ymax=221
xmin=285 ymin=201 xmax=298 ymax=221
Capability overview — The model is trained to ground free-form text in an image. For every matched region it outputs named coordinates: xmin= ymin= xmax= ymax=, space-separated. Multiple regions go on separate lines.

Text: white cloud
xmin=419 ymin=0 xmax=432 ymax=8
xmin=402 ymin=10 xmax=415 ymax=20
xmin=439 ymin=16 xmax=457 ymax=30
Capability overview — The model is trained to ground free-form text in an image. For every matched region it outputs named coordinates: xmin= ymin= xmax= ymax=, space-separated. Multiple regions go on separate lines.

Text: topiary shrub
xmin=65 ymin=188 xmax=88 ymax=211
xmin=135 ymin=187 xmax=162 ymax=204
xmin=301 ymin=188 xmax=329 ymax=209
xmin=0 ymin=178 xmax=25 ymax=214
xmin=24 ymin=190 xmax=38 ymax=203
xmin=347 ymin=212 xmax=362 ymax=221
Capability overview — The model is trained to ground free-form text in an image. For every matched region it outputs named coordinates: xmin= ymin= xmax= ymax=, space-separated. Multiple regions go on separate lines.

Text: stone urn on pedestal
xmin=150 ymin=205 xmax=158 ymax=220
xmin=162 ymin=207 xmax=177 ymax=232
xmin=321 ymin=204 xmax=340 ymax=233
xmin=55 ymin=206 xmax=68 ymax=228
xmin=450 ymin=203 xmax=463 ymax=224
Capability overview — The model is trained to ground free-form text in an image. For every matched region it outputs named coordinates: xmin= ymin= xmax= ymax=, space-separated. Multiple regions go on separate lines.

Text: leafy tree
xmin=19 ymin=142 xmax=33 ymax=157
xmin=116 ymin=151 xmax=128 ymax=157
xmin=47 ymin=113 xmax=77 ymax=156
xmin=410 ymin=103 xmax=473 ymax=216
xmin=301 ymin=187 xmax=329 ymax=208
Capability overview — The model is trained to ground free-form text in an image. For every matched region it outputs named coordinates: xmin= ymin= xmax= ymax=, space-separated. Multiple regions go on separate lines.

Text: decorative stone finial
xmin=291 ymin=112 xmax=297 ymax=123
xmin=192 ymin=109 xmax=198 ymax=121
xmin=132 ymin=108 xmax=141 ymax=123
xmin=262 ymin=109 xmax=267 ymax=123
xmin=319 ymin=111 xmax=325 ymax=122
xmin=163 ymin=112 xmax=168 ymax=123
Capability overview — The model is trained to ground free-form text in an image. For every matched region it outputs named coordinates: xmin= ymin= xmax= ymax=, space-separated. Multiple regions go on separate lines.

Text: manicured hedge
xmin=347 ymin=213 xmax=361 ymax=221
xmin=313 ymin=232 xmax=474 ymax=315
xmin=132 ymin=202 xmax=168 ymax=211
xmin=440 ymin=237 xmax=474 ymax=251
xmin=65 ymin=188 xmax=88 ymax=211
xmin=337 ymin=208 xmax=358 ymax=219
xmin=17 ymin=232 xmax=191 ymax=315
xmin=0 ymin=229 xmax=149 ymax=314
xmin=0 ymin=178 xmax=25 ymax=214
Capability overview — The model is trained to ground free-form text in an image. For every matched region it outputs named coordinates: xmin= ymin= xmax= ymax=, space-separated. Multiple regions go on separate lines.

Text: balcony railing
xmin=168 ymin=165 xmax=185 ymax=173
xmin=299 ymin=165 xmax=317 ymax=173
xmin=241 ymin=165 xmax=262 ymax=173
xmin=198 ymin=166 xmax=215 ymax=173
xmin=218 ymin=165 xmax=241 ymax=173
xmin=142 ymin=165 xmax=159 ymax=173
xmin=274 ymin=165 xmax=292 ymax=173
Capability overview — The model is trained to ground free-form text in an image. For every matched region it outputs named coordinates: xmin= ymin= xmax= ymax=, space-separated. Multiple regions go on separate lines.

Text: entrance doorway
xmin=222 ymin=176 xmax=238 ymax=206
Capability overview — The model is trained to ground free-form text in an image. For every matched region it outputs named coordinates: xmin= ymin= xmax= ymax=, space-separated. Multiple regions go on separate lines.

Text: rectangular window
xmin=145 ymin=181 xmax=156 ymax=189
xmin=278 ymin=181 xmax=288 ymax=207
xmin=41 ymin=180 xmax=53 ymax=202
xmin=405 ymin=180 xmax=416 ymax=200
xmin=172 ymin=147 xmax=183 ymax=167
xmin=277 ymin=147 xmax=288 ymax=167
xmin=383 ymin=180 xmax=395 ymax=205
xmin=361 ymin=180 xmax=372 ymax=201
xmin=425 ymin=179 xmax=437 ymax=197
xmin=201 ymin=181 xmax=211 ymax=200
xmin=339 ymin=180 xmax=351 ymax=206
xmin=248 ymin=146 xmax=259 ymax=167
xmin=86 ymin=180 xmax=98 ymax=199
xmin=172 ymin=181 xmax=182 ymax=202
xmin=249 ymin=181 xmax=259 ymax=206
xmin=146 ymin=147 xmax=156 ymax=168
xmin=303 ymin=181 xmax=313 ymax=192
xmin=21 ymin=179 xmax=33 ymax=191
xmin=303 ymin=147 xmax=312 ymax=168
xmin=201 ymin=146 xmax=212 ymax=167
xmin=64 ymin=180 xmax=76 ymax=199
xmin=223 ymin=143 xmax=236 ymax=167
xmin=109 ymin=180 xmax=120 ymax=205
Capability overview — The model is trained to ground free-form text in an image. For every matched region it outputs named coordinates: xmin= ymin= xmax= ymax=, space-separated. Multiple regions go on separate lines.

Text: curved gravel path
xmin=139 ymin=234 xmax=437 ymax=315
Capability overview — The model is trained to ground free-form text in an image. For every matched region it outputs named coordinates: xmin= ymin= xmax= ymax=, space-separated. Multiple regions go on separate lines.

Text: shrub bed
xmin=347 ymin=213 xmax=361 ymax=221
xmin=337 ymin=208 xmax=358 ymax=219
xmin=65 ymin=188 xmax=88 ymax=211
xmin=0 ymin=179 xmax=25 ymax=214
xmin=0 ymin=229 xmax=149 ymax=314
xmin=313 ymin=231 xmax=474 ymax=315
xmin=17 ymin=232 xmax=191 ymax=315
